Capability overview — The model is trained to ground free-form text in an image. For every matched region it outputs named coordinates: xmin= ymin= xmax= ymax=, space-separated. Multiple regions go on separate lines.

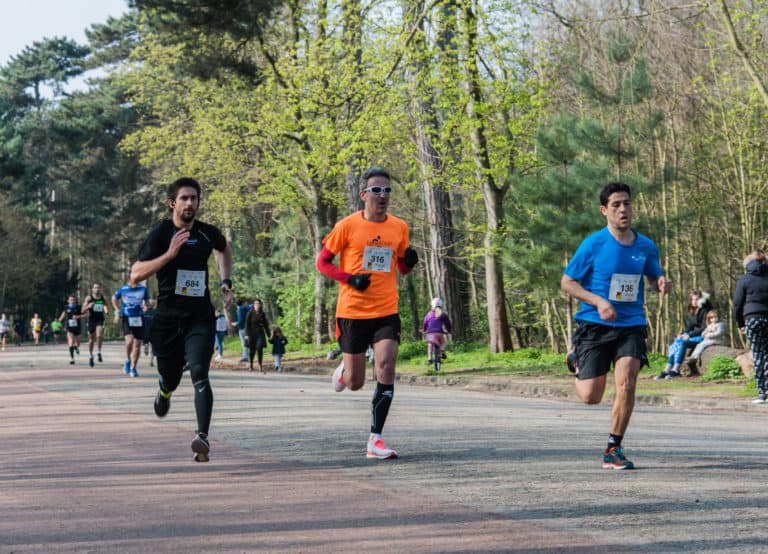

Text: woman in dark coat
xmin=656 ymin=290 xmax=713 ymax=379
xmin=733 ymin=249 xmax=768 ymax=403
xmin=245 ymin=298 xmax=270 ymax=373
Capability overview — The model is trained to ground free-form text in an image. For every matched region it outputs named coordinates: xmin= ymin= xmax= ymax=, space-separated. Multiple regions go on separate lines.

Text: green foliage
xmin=701 ymin=356 xmax=745 ymax=382
xmin=397 ymin=340 xmax=425 ymax=360
xmin=645 ymin=352 xmax=668 ymax=373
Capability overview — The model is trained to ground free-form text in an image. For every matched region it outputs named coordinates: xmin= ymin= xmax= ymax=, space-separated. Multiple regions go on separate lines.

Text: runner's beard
xmin=180 ymin=209 xmax=196 ymax=223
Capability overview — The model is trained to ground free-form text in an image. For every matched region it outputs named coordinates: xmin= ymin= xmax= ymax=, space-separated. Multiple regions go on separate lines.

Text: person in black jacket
xmin=245 ymin=298 xmax=270 ymax=373
xmin=733 ymin=249 xmax=768 ymax=403
xmin=656 ymin=290 xmax=713 ymax=379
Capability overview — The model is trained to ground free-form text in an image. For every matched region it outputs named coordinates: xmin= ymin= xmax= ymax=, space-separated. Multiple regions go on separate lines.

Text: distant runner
xmin=58 ymin=296 xmax=83 ymax=364
xmin=112 ymin=281 xmax=150 ymax=378
xmin=83 ymin=283 xmax=109 ymax=367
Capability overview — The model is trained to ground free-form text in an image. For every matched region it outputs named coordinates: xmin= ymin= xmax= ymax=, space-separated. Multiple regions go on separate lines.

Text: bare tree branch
xmin=716 ymin=0 xmax=768 ymax=110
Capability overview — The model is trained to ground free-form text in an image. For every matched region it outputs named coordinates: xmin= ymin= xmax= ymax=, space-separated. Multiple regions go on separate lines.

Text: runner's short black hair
xmin=359 ymin=166 xmax=391 ymax=190
xmin=599 ymin=182 xmax=631 ymax=206
xmin=167 ymin=177 xmax=202 ymax=202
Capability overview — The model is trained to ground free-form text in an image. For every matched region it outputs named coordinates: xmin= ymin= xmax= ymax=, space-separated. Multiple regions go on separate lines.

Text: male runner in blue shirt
xmin=113 ymin=281 xmax=150 ymax=377
xmin=561 ymin=182 xmax=672 ymax=469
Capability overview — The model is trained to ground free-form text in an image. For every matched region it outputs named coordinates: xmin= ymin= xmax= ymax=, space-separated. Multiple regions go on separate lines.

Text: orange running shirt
xmin=322 ymin=211 xmax=410 ymax=319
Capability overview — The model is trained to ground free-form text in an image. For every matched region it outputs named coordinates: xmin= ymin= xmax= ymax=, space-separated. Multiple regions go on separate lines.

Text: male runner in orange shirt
xmin=316 ymin=167 xmax=418 ymax=459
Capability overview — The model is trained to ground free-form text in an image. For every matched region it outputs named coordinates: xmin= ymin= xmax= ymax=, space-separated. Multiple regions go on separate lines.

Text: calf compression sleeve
xmin=371 ymin=382 xmax=394 ymax=435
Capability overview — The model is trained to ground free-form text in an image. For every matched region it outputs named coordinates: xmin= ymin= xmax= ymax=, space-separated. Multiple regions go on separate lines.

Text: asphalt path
xmin=2 ymin=343 xmax=768 ymax=553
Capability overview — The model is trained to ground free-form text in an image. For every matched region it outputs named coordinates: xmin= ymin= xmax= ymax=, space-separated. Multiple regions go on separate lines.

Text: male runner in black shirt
xmin=130 ymin=177 xmax=233 ymax=462
xmin=82 ymin=283 xmax=109 ymax=367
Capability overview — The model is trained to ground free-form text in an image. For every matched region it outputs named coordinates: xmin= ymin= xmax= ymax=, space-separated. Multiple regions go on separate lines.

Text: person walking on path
xmin=232 ymin=298 xmax=251 ymax=362
xmin=245 ymin=299 xmax=270 ymax=372
xmin=58 ymin=296 xmax=84 ymax=364
xmin=112 ymin=280 xmax=150 ymax=378
xmin=214 ymin=308 xmax=228 ymax=361
xmin=0 ymin=313 xmax=10 ymax=351
xmin=130 ymin=177 xmax=233 ymax=462
xmin=316 ymin=166 xmax=418 ymax=460
xmin=82 ymin=283 xmax=109 ymax=367
xmin=142 ymin=299 xmax=157 ymax=367
xmin=733 ymin=249 xmax=768 ymax=404
xmin=561 ymin=182 xmax=672 ymax=470
xmin=269 ymin=326 xmax=288 ymax=372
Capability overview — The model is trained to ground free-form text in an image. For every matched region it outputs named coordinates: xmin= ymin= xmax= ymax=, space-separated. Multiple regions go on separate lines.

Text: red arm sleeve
xmin=316 ymin=246 xmax=352 ymax=283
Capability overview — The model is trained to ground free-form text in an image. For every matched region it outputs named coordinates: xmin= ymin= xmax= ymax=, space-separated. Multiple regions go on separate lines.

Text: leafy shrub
xmin=646 ymin=352 xmax=667 ymax=373
xmin=398 ymin=340 xmax=426 ymax=360
xmin=507 ymin=347 xmax=542 ymax=360
xmin=701 ymin=356 xmax=744 ymax=381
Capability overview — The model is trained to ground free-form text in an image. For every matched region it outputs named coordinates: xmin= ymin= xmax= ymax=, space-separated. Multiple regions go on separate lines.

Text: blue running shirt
xmin=114 ymin=285 xmax=150 ymax=317
xmin=564 ymin=227 xmax=664 ymax=327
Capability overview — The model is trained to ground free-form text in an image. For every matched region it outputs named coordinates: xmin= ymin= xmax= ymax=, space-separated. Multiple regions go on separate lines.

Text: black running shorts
xmin=337 ymin=314 xmax=401 ymax=354
xmin=88 ymin=318 xmax=104 ymax=334
xmin=121 ymin=317 xmax=145 ymax=341
xmin=571 ymin=322 xmax=648 ymax=380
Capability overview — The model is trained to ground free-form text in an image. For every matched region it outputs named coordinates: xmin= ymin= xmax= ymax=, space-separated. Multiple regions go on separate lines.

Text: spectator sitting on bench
xmin=655 ymin=290 xmax=713 ymax=379
xmin=687 ymin=309 xmax=727 ymax=370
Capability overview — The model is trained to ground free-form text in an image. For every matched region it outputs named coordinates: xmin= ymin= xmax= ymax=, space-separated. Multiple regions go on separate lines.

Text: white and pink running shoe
xmin=332 ymin=362 xmax=346 ymax=392
xmin=366 ymin=435 xmax=398 ymax=459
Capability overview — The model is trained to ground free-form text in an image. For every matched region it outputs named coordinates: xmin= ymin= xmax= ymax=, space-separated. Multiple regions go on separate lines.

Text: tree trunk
xmin=460 ymin=0 xmax=512 ymax=352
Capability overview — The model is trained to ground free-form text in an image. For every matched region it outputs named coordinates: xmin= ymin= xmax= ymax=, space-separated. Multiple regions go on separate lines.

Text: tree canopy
xmin=1 ymin=1 xmax=766 ymax=353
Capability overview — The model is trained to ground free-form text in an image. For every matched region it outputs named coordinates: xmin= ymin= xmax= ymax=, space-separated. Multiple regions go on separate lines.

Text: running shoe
xmin=664 ymin=369 xmax=681 ymax=379
xmin=602 ymin=446 xmax=634 ymax=470
xmin=122 ymin=360 xmax=131 ymax=375
xmin=332 ymin=362 xmax=346 ymax=392
xmin=154 ymin=389 xmax=171 ymax=417
xmin=653 ymin=370 xmax=669 ymax=380
xmin=129 ymin=367 xmax=139 ymax=378
xmin=97 ymin=353 xmax=103 ymax=363
xmin=191 ymin=432 xmax=210 ymax=462
xmin=366 ymin=436 xmax=398 ymax=459
xmin=752 ymin=393 xmax=767 ymax=404
xmin=215 ymin=354 xmax=223 ymax=361
xmin=89 ymin=356 xmax=94 ymax=368
xmin=75 ymin=347 xmax=80 ymax=355
xmin=69 ymin=358 xmax=75 ymax=365
xmin=565 ymin=351 xmax=578 ymax=375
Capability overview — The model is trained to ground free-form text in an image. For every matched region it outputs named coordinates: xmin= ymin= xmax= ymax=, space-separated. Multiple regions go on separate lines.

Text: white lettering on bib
xmin=93 ymin=304 xmax=104 ymax=313
xmin=175 ymin=269 xmax=206 ymax=297
xmin=609 ymin=273 xmax=641 ymax=302
xmin=362 ymin=246 xmax=393 ymax=273
xmin=128 ymin=316 xmax=143 ymax=327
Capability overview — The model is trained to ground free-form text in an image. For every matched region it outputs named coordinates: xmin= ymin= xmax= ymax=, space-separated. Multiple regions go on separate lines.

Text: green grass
xmin=254 ymin=339 xmax=755 ymax=398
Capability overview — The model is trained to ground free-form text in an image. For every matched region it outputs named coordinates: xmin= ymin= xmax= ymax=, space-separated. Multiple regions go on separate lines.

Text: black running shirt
xmin=64 ymin=304 xmax=82 ymax=331
xmin=137 ymin=219 xmax=226 ymax=317
xmin=86 ymin=295 xmax=107 ymax=324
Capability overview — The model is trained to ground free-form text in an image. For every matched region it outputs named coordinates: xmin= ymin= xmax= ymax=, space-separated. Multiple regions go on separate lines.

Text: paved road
xmin=2 ymin=343 xmax=768 ymax=553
